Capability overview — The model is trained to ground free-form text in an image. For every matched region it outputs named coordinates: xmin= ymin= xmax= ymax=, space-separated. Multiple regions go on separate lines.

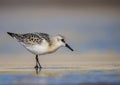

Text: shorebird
xmin=7 ymin=32 xmax=73 ymax=69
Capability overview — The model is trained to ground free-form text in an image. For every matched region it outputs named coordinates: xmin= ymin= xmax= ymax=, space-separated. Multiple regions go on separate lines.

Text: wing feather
xmin=7 ymin=32 xmax=51 ymax=45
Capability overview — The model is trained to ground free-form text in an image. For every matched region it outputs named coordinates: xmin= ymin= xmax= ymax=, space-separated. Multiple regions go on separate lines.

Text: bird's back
xmin=7 ymin=32 xmax=51 ymax=45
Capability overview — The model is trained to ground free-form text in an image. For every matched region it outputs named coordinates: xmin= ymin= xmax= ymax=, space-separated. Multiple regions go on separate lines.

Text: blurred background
xmin=0 ymin=0 xmax=120 ymax=67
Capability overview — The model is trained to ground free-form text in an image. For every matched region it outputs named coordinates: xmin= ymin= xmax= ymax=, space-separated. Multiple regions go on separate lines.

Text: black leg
xmin=36 ymin=55 xmax=42 ymax=69
xmin=34 ymin=55 xmax=38 ymax=69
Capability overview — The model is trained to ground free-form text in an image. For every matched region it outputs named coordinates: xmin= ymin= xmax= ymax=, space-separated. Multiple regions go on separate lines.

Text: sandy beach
xmin=0 ymin=51 xmax=120 ymax=68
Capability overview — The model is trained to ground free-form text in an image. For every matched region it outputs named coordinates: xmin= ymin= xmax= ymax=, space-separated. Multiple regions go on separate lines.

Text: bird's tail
xmin=7 ymin=32 xmax=18 ymax=38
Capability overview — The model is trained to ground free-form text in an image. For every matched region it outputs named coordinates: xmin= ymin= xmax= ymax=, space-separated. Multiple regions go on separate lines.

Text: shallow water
xmin=0 ymin=67 xmax=120 ymax=85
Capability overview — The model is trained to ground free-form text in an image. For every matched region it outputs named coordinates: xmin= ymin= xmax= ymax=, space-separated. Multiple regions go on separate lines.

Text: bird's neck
xmin=48 ymin=38 xmax=61 ymax=53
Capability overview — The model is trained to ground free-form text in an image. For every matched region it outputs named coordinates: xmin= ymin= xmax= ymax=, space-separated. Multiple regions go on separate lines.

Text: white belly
xmin=21 ymin=43 xmax=49 ymax=55
xmin=26 ymin=45 xmax=48 ymax=55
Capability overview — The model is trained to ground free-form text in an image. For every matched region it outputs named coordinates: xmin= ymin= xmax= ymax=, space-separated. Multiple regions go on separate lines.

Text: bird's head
xmin=54 ymin=35 xmax=74 ymax=51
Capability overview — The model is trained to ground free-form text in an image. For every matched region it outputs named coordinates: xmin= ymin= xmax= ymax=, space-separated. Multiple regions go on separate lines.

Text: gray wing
xmin=35 ymin=32 xmax=51 ymax=43
xmin=7 ymin=32 xmax=51 ymax=45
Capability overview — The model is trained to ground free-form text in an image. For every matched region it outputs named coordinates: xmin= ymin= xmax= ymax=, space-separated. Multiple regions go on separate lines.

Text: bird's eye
xmin=61 ymin=39 xmax=65 ymax=42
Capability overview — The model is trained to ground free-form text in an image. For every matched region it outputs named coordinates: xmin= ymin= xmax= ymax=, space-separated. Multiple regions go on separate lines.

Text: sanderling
xmin=7 ymin=32 xmax=73 ymax=69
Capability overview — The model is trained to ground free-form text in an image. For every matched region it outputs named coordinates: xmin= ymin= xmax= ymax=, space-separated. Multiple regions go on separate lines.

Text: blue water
xmin=0 ymin=69 xmax=120 ymax=85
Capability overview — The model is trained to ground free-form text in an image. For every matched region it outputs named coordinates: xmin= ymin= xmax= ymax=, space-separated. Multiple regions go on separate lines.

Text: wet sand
xmin=0 ymin=66 xmax=120 ymax=85
xmin=0 ymin=53 xmax=120 ymax=85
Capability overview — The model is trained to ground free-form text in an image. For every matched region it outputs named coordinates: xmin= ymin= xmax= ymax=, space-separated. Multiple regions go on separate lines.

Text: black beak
xmin=65 ymin=43 xmax=74 ymax=51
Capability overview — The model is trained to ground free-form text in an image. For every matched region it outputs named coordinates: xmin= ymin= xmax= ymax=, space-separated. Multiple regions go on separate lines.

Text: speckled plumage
xmin=7 ymin=32 xmax=51 ymax=45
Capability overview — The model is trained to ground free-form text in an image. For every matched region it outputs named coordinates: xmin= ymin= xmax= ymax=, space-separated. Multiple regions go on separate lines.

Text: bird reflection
xmin=35 ymin=67 xmax=41 ymax=74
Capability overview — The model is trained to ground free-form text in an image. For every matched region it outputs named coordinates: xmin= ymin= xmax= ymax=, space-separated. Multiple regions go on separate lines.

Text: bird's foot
xmin=38 ymin=65 xmax=42 ymax=69
xmin=39 ymin=66 xmax=42 ymax=69
xmin=34 ymin=65 xmax=39 ymax=69
xmin=35 ymin=65 xmax=42 ymax=69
